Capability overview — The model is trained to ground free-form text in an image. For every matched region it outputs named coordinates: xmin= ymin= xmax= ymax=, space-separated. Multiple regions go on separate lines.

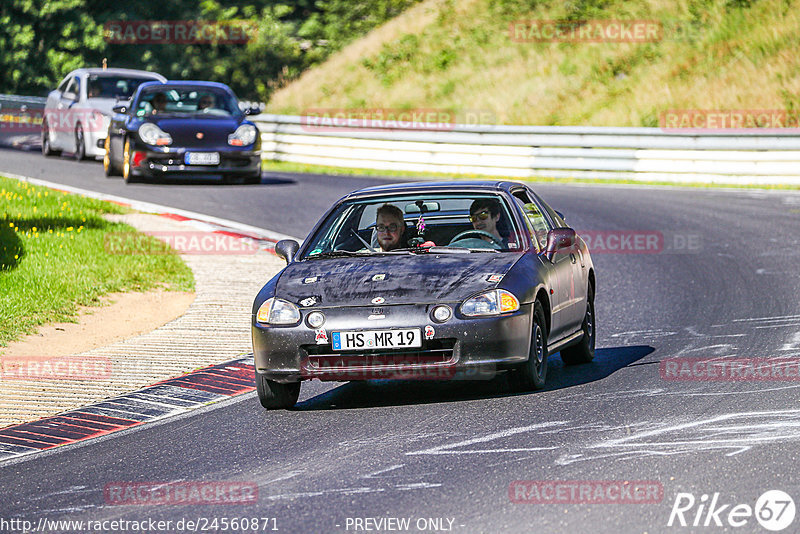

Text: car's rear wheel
xmin=256 ymin=373 xmax=300 ymax=409
xmin=103 ymin=136 xmax=120 ymax=176
xmin=74 ymin=124 xmax=86 ymax=161
xmin=560 ymin=285 xmax=595 ymax=365
xmin=122 ymin=137 xmax=137 ymax=184
xmin=41 ymin=121 xmax=61 ymax=157
xmin=509 ymin=301 xmax=548 ymax=391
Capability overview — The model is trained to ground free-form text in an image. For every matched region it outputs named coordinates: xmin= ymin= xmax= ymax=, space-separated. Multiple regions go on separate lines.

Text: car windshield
xmin=301 ymin=193 xmax=525 ymax=259
xmin=134 ymin=87 xmax=240 ymax=117
xmin=86 ymin=75 xmax=158 ymax=99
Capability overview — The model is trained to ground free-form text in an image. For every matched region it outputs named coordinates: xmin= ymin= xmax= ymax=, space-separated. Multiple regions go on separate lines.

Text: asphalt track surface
xmin=2 ymin=148 xmax=800 ymax=533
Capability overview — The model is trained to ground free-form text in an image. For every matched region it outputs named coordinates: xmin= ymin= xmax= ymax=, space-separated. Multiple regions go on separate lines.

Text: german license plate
xmin=331 ymin=329 xmax=421 ymax=351
xmin=185 ymin=152 xmax=220 ymax=165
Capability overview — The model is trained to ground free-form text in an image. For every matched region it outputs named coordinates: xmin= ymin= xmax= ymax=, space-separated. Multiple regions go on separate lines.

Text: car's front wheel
xmin=256 ymin=373 xmax=300 ymax=409
xmin=122 ymin=137 xmax=137 ymax=184
xmin=560 ymin=285 xmax=595 ymax=365
xmin=509 ymin=300 xmax=548 ymax=391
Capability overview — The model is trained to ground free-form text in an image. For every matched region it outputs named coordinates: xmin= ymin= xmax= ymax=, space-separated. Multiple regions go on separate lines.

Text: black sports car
xmin=101 ymin=81 xmax=262 ymax=183
xmin=251 ymin=181 xmax=596 ymax=409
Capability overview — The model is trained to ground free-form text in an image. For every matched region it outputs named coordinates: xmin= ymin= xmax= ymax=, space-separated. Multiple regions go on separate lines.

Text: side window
xmin=57 ymin=77 xmax=70 ymax=93
xmin=64 ymin=77 xmax=79 ymax=99
xmin=513 ymin=190 xmax=551 ymax=251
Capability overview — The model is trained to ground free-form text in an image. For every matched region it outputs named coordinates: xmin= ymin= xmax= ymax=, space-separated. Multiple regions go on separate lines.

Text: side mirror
xmin=112 ymin=104 xmax=128 ymax=114
xmin=544 ymin=228 xmax=576 ymax=262
xmin=275 ymin=239 xmax=300 ymax=264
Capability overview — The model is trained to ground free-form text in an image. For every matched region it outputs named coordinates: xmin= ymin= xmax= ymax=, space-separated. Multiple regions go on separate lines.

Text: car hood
xmin=275 ymin=252 xmax=524 ymax=307
xmin=147 ymin=116 xmax=242 ymax=146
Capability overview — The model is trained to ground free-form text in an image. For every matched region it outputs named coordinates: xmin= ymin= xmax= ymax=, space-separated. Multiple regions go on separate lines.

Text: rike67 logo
xmin=668 ymin=490 xmax=795 ymax=531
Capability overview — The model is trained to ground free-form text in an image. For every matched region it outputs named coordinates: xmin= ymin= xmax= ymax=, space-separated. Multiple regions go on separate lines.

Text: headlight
xmin=228 ymin=124 xmax=257 ymax=146
xmin=256 ymin=297 xmax=301 ymax=325
xmin=460 ymin=290 xmax=520 ymax=317
xmin=138 ymin=123 xmax=172 ymax=146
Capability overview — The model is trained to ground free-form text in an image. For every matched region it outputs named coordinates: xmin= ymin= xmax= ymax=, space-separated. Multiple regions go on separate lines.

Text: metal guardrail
xmin=2 ymin=94 xmax=798 ymax=184
xmin=252 ymin=113 xmax=800 ymax=184
xmin=0 ymin=94 xmax=47 ymax=150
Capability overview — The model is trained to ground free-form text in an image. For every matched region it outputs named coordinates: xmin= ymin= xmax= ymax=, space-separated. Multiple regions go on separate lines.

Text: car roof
xmin=344 ymin=180 xmax=528 ymax=200
xmin=67 ymin=68 xmax=166 ymax=80
xmin=142 ymin=80 xmax=234 ymax=90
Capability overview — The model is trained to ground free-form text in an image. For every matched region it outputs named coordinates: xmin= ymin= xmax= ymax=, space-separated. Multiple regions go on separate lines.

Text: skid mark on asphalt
xmin=396 ymin=410 xmax=800 ymax=468
xmin=406 ymin=422 xmax=566 ymax=456
xmin=556 ymin=409 xmax=800 ymax=465
xmin=0 ymin=357 xmax=256 ymax=463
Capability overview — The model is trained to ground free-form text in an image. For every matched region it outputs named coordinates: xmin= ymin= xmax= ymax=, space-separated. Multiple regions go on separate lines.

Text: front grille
xmin=302 ymin=339 xmax=456 ymax=369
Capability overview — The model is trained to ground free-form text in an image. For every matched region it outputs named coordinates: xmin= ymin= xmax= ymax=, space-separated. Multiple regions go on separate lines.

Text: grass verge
xmin=0 ymin=176 xmax=194 ymax=348
xmin=262 ymin=160 xmax=800 ymax=191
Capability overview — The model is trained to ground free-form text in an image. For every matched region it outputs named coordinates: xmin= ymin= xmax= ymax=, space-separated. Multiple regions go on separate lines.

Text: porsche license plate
xmin=185 ymin=152 xmax=220 ymax=165
xmin=331 ymin=329 xmax=421 ymax=351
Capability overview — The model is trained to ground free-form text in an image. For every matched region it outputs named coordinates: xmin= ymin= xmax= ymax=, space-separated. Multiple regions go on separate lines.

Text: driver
xmin=469 ymin=199 xmax=507 ymax=247
xmin=375 ymin=204 xmax=406 ymax=251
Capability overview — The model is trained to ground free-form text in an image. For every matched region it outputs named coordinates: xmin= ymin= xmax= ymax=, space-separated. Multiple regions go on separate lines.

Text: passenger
xmin=150 ymin=92 xmax=167 ymax=113
xmin=198 ymin=94 xmax=215 ymax=110
xmin=469 ymin=199 xmax=508 ymax=246
xmin=375 ymin=203 xmax=406 ymax=251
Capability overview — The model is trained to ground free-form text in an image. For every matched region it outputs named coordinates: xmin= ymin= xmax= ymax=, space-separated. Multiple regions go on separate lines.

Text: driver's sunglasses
xmin=469 ymin=210 xmax=491 ymax=222
xmin=376 ymin=223 xmax=400 ymax=233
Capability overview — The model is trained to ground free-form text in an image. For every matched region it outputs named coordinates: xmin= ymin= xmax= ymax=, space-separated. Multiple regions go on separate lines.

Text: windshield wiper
xmin=304 ymin=250 xmax=369 ymax=260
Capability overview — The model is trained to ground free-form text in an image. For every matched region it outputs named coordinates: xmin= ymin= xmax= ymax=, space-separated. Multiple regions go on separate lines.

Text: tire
xmin=509 ymin=300 xmax=549 ymax=391
xmin=103 ymin=136 xmax=120 ymax=176
xmin=245 ymin=163 xmax=262 ymax=184
xmin=244 ymin=171 xmax=262 ymax=185
xmin=41 ymin=122 xmax=61 ymax=157
xmin=256 ymin=373 xmax=300 ymax=409
xmin=74 ymin=124 xmax=86 ymax=161
xmin=561 ymin=285 xmax=595 ymax=365
xmin=122 ymin=137 xmax=137 ymax=184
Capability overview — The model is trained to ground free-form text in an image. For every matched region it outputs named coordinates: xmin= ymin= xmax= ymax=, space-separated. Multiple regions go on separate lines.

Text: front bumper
xmin=252 ymin=303 xmax=533 ymax=383
xmin=127 ymin=143 xmax=261 ymax=178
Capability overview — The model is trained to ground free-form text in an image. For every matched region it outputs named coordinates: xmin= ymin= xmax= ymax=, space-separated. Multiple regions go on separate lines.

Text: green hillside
xmin=266 ymin=0 xmax=800 ymax=126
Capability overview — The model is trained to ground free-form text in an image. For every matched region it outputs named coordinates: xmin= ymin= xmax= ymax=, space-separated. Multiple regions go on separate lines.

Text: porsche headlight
xmin=138 ymin=123 xmax=172 ymax=146
xmin=228 ymin=124 xmax=257 ymax=146
xmin=256 ymin=297 xmax=301 ymax=325
xmin=460 ymin=289 xmax=520 ymax=317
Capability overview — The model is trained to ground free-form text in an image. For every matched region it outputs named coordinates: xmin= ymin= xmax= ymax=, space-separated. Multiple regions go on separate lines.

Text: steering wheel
xmin=448 ymin=230 xmax=504 ymax=247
